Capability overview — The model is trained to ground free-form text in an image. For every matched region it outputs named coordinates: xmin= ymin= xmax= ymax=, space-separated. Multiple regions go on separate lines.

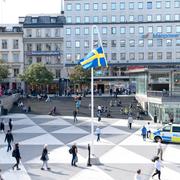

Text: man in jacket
xmin=4 ymin=130 xmax=14 ymax=152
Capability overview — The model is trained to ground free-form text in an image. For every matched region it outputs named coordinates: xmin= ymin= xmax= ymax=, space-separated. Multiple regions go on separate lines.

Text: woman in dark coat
xmin=12 ymin=143 xmax=21 ymax=170
xmin=40 ymin=144 xmax=50 ymax=170
xmin=9 ymin=118 xmax=13 ymax=131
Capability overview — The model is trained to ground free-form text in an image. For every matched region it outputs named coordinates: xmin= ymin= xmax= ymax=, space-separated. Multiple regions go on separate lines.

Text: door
xmin=161 ymin=125 xmax=172 ymax=142
xmin=172 ymin=126 xmax=180 ymax=143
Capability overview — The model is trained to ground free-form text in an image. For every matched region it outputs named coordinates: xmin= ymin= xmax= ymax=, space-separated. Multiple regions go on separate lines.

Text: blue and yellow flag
xmin=79 ymin=46 xmax=108 ymax=69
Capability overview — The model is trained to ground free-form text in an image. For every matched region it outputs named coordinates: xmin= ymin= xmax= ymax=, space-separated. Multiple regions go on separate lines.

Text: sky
xmin=0 ymin=0 xmax=61 ymax=24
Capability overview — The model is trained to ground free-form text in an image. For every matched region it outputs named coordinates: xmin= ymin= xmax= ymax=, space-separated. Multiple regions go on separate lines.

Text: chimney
xmin=61 ymin=0 xmax=64 ymax=14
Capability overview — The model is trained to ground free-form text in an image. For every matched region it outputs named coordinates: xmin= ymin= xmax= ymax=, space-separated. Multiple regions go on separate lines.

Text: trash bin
xmin=154 ymin=115 xmax=157 ymax=123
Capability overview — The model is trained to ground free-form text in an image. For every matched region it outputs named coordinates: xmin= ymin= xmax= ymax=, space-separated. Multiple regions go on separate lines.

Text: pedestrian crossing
xmin=0 ymin=113 xmax=179 ymax=180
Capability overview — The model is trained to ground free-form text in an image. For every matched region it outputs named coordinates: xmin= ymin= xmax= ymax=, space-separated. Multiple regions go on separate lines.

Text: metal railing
xmin=147 ymin=90 xmax=180 ymax=97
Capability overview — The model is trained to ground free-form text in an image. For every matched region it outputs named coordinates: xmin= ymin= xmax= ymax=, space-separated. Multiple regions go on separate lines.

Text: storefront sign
xmin=142 ymin=33 xmax=180 ymax=39
xmin=26 ymin=51 xmax=60 ymax=56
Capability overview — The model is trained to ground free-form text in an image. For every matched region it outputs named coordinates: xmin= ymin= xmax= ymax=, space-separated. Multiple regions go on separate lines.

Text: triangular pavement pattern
xmin=0 ymin=146 xmax=15 ymax=164
xmin=1 ymin=113 xmax=28 ymax=119
xmin=41 ymin=118 xmax=72 ymax=126
xmin=26 ymin=146 xmax=86 ymax=164
xmin=13 ymin=125 xmax=47 ymax=133
xmin=100 ymin=145 xmax=152 ymax=164
xmin=69 ymin=165 xmax=114 ymax=180
xmin=20 ymin=134 xmax=64 ymax=145
xmin=68 ymin=134 xmax=115 ymax=146
xmin=112 ymin=119 xmax=141 ymax=128
xmin=52 ymin=125 xmax=89 ymax=134
xmin=31 ymin=115 xmax=55 ymax=119
xmin=101 ymin=126 xmax=131 ymax=135
xmin=0 ymin=133 xmax=6 ymax=145
xmin=13 ymin=118 xmax=36 ymax=126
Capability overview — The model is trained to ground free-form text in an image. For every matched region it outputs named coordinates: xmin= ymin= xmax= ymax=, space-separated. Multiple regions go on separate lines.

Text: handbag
xmin=74 ymin=156 xmax=78 ymax=163
xmin=45 ymin=154 xmax=49 ymax=161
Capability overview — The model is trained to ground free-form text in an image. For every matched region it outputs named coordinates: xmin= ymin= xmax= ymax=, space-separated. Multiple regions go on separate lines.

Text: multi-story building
xmin=20 ymin=15 xmax=66 ymax=93
xmin=63 ymin=0 xmax=180 ymax=123
xmin=0 ymin=25 xmax=24 ymax=90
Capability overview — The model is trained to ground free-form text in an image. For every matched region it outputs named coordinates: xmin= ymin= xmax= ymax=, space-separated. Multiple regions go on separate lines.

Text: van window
xmin=162 ymin=126 xmax=171 ymax=132
xmin=172 ymin=126 xmax=180 ymax=133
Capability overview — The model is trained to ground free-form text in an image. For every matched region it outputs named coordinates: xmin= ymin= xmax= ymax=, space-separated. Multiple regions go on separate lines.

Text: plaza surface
xmin=0 ymin=113 xmax=180 ymax=180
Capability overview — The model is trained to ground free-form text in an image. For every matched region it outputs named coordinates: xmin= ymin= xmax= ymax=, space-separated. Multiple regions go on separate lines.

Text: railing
xmin=147 ymin=90 xmax=180 ymax=97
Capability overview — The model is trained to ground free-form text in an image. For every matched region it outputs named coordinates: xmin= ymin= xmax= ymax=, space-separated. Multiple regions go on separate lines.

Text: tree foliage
xmin=20 ymin=63 xmax=54 ymax=86
xmin=69 ymin=65 xmax=91 ymax=85
xmin=0 ymin=60 xmax=9 ymax=82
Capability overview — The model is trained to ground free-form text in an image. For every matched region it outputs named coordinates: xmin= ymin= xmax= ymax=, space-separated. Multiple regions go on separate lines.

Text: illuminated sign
xmin=142 ymin=33 xmax=180 ymax=38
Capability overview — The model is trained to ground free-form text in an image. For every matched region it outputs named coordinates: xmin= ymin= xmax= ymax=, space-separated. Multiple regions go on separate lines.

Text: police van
xmin=151 ymin=124 xmax=180 ymax=143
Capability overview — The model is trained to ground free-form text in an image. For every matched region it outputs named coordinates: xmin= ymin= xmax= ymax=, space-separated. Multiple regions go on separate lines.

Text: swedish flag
xmin=79 ymin=46 xmax=108 ymax=69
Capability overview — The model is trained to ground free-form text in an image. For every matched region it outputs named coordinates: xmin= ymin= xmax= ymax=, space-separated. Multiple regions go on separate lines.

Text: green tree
xmin=0 ymin=60 xmax=9 ymax=82
xmin=69 ymin=65 xmax=91 ymax=87
xmin=20 ymin=63 xmax=54 ymax=89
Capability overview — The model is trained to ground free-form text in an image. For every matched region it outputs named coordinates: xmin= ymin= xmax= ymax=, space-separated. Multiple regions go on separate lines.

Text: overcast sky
xmin=0 ymin=0 xmax=61 ymax=24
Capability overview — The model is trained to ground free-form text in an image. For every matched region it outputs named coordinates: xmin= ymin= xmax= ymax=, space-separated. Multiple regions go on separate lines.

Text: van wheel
xmin=154 ymin=136 xmax=162 ymax=143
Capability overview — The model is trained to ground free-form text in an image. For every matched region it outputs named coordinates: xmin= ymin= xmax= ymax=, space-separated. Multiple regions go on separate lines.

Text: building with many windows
xmin=0 ymin=25 xmax=24 ymax=90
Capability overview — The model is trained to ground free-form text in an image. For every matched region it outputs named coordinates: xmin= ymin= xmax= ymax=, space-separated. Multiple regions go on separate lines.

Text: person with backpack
xmin=0 ymin=119 xmax=5 ymax=133
xmin=40 ymin=144 xmax=50 ymax=170
xmin=141 ymin=126 xmax=147 ymax=141
xmin=70 ymin=143 xmax=78 ymax=167
xmin=8 ymin=118 xmax=13 ymax=131
xmin=4 ymin=130 xmax=14 ymax=152
xmin=12 ymin=143 xmax=21 ymax=170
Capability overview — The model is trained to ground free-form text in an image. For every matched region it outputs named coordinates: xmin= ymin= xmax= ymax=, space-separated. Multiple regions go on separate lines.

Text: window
xmin=166 ymin=39 xmax=172 ymax=46
xmin=120 ymin=53 xmax=125 ymax=60
xmin=93 ymin=3 xmax=98 ymax=10
xmin=111 ymin=27 xmax=116 ymax=34
xmin=176 ymin=26 xmax=180 ymax=33
xmin=55 ymin=43 xmax=60 ymax=51
xmin=157 ymin=39 xmax=163 ymax=46
xmin=120 ymin=40 xmax=126 ymax=47
xmin=36 ymin=29 xmax=41 ymax=37
xmin=112 ymin=16 xmax=116 ymax=22
xmin=148 ymin=52 xmax=153 ymax=60
xmin=32 ymin=18 xmax=37 ymax=23
xmin=176 ymin=39 xmax=180 ymax=46
xmin=157 ymin=26 xmax=162 ymax=33
xmin=75 ymin=28 xmax=80 ymax=35
xmin=2 ymin=40 xmax=7 ymax=49
xmin=138 ymin=15 xmax=143 ymax=22
xmin=156 ymin=15 xmax=161 ymax=21
xmin=36 ymin=43 xmax=42 ymax=51
xmin=138 ymin=39 xmax=144 ymax=47
xmin=26 ymin=29 xmax=32 ymax=37
xmin=102 ymin=3 xmax=107 ymax=10
xmin=2 ymin=53 xmax=8 ymax=62
xmin=129 ymin=15 xmax=134 ymax=22
xmin=129 ymin=2 xmax=134 ymax=9
xmin=129 ymin=27 xmax=135 ymax=34
xmin=84 ymin=40 xmax=89 ymax=48
xmin=175 ymin=1 xmax=180 ymax=8
xmin=111 ymin=3 xmax=116 ymax=10
xmin=129 ymin=53 xmax=135 ymax=60
xmin=27 ymin=57 xmax=32 ymax=65
xmin=129 ymin=40 xmax=135 ymax=47
xmin=45 ymin=29 xmax=51 ymax=37
xmin=120 ymin=2 xmax=125 ymax=10
xmin=93 ymin=27 xmax=98 ymax=34
xmin=55 ymin=69 xmax=61 ymax=78
xmin=102 ymin=27 xmax=107 ymax=34
xmin=84 ymin=3 xmax=89 ymax=10
xmin=13 ymin=69 xmax=19 ymax=77
xmin=112 ymin=53 xmax=117 ymax=60
xmin=67 ymin=17 xmax=72 ymax=23
xmin=13 ymin=53 xmax=19 ymax=62
xmin=66 ymin=41 xmax=71 ymax=48
xmin=93 ymin=16 xmax=98 ymax=23
xmin=148 ymin=39 xmax=153 ymax=47
xmin=139 ymin=52 xmax=144 ymax=60
xmin=51 ymin=18 xmax=56 ymax=23
xmin=147 ymin=15 xmax=152 ymax=21
xmin=76 ymin=3 xmax=81 ymax=10
xmin=84 ymin=16 xmax=90 ymax=23
xmin=75 ymin=53 xmax=81 ymax=60
xmin=176 ymin=52 xmax=180 ymax=59
xmin=75 ymin=41 xmax=80 ymax=48
xmin=13 ymin=40 xmax=19 ymax=49
xmin=111 ymin=40 xmax=117 ymax=47
xmin=120 ymin=16 xmax=125 ymax=22
xmin=102 ymin=16 xmax=107 ymax=23
xmin=102 ymin=40 xmax=107 ymax=47
xmin=66 ymin=28 xmax=71 ymax=35
xmin=120 ymin=27 xmax=126 ymax=34
xmin=156 ymin=1 xmax=162 ymax=8
xmin=66 ymin=54 xmax=72 ymax=61
xmin=76 ymin=17 xmax=81 ymax=23
xmin=175 ymin=14 xmax=180 ymax=20
xmin=172 ymin=126 xmax=180 ymax=133
xmin=148 ymin=26 xmax=153 ymax=33
xmin=36 ymin=57 xmax=42 ymax=63
xmin=162 ymin=126 xmax=171 ymax=132
xmin=27 ymin=43 xmax=32 ymax=51
xmin=84 ymin=27 xmax=89 ymax=35
xmin=157 ymin=52 xmax=163 ymax=60
xmin=165 ymin=14 xmax=171 ymax=21
xmin=138 ymin=27 xmax=144 ymax=34
xmin=138 ymin=2 xmax=143 ymax=9
xmin=45 ymin=44 xmax=51 ymax=51
xmin=67 ymin=4 xmax=72 ymax=11
xmin=166 ymin=26 xmax=172 ymax=33
xmin=165 ymin=1 xmax=171 ymax=8
xmin=147 ymin=1 xmax=152 ymax=9
xmin=166 ymin=52 xmax=172 ymax=59
xmin=54 ymin=29 xmax=60 ymax=37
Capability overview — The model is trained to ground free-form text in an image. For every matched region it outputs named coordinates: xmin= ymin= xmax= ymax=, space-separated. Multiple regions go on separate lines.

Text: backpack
xmin=69 ymin=148 xmax=73 ymax=154
xmin=12 ymin=150 xmax=16 ymax=157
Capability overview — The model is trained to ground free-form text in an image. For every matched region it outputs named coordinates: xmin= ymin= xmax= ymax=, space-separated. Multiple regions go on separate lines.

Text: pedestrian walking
xmin=146 ymin=122 xmax=151 ymax=138
xmin=8 ymin=118 xmax=13 ymax=131
xmin=73 ymin=110 xmax=78 ymax=123
xmin=134 ymin=169 xmax=142 ymax=180
xmin=12 ymin=143 xmax=21 ymax=170
xmin=70 ymin=143 xmax=78 ymax=167
xmin=0 ymin=169 xmax=4 ymax=180
xmin=141 ymin=126 xmax=147 ymax=141
xmin=4 ymin=130 xmax=14 ymax=152
xmin=40 ymin=144 xmax=51 ymax=170
xmin=0 ymin=119 xmax=5 ymax=133
xmin=128 ymin=115 xmax=133 ymax=129
xmin=152 ymin=157 xmax=163 ymax=180
xmin=97 ymin=111 xmax=101 ymax=122
xmin=87 ymin=144 xmax=91 ymax=166
xmin=157 ymin=139 xmax=163 ymax=161
xmin=95 ymin=126 xmax=101 ymax=142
